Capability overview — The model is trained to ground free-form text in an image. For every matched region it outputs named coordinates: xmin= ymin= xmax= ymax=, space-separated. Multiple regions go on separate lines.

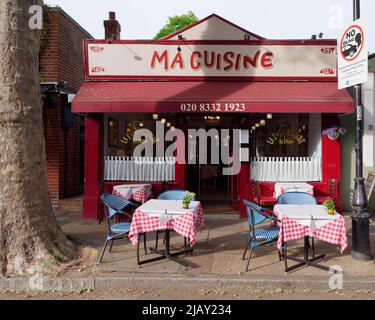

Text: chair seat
xmin=251 ymin=226 xmax=280 ymax=241
xmin=254 ymin=196 xmax=277 ymax=205
xmin=110 ymin=222 xmax=131 ymax=234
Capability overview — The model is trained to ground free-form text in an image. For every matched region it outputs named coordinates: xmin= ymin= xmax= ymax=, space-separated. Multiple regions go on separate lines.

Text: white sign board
xmin=85 ymin=41 xmax=338 ymax=81
xmin=338 ymin=19 xmax=368 ymax=89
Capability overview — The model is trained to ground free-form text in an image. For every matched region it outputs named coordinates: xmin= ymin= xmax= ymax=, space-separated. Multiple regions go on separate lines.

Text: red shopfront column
xmin=321 ymin=114 xmax=341 ymax=207
xmin=83 ymin=113 xmax=103 ymax=219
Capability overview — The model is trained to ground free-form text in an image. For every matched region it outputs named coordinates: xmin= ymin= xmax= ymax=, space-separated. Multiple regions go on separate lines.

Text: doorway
xmin=184 ymin=114 xmax=244 ymax=213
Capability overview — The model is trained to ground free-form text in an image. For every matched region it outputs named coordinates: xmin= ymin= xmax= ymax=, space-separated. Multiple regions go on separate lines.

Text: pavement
xmin=0 ymin=209 xmax=374 ymax=295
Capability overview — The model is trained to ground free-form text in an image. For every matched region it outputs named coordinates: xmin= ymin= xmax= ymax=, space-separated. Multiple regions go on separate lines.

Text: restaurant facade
xmin=72 ymin=13 xmax=354 ymax=219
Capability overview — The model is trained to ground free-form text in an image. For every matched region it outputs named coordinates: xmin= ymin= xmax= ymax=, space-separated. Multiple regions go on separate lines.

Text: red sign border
xmin=83 ymin=39 xmax=338 ymax=82
xmin=340 ymin=24 xmax=365 ymax=62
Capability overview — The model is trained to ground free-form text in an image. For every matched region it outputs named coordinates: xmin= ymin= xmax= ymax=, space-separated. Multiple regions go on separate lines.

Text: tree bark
xmin=0 ymin=0 xmax=75 ymax=276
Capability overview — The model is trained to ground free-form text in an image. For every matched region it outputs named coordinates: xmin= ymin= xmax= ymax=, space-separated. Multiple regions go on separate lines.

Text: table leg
xmin=284 ymin=236 xmax=328 ymax=273
xmin=139 ymin=230 xmax=193 ymax=267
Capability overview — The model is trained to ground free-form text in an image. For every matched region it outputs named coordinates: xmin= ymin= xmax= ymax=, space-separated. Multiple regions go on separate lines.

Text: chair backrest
xmin=250 ymin=180 xmax=260 ymax=201
xmin=328 ymin=178 xmax=337 ymax=199
xmin=277 ymin=192 xmax=317 ymax=205
xmin=100 ymin=193 xmax=136 ymax=219
xmin=157 ymin=189 xmax=195 ymax=201
xmin=242 ymin=199 xmax=268 ymax=227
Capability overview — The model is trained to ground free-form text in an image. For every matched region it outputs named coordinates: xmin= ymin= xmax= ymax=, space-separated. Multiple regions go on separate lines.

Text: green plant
xmin=183 ymin=191 xmax=195 ymax=204
xmin=323 ymin=198 xmax=335 ymax=211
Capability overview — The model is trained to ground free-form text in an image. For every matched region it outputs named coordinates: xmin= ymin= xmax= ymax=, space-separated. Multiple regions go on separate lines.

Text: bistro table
xmin=274 ymin=182 xmax=314 ymax=199
xmin=128 ymin=199 xmax=205 ymax=267
xmin=274 ymin=204 xmax=347 ymax=273
xmin=113 ymin=184 xmax=152 ymax=204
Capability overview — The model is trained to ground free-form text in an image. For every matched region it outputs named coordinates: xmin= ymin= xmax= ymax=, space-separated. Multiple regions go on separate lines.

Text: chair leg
xmin=109 ymin=240 xmax=114 ymax=252
xmin=143 ymin=233 xmax=148 ymax=255
xmin=98 ymin=240 xmax=109 ymax=263
xmin=245 ymin=244 xmax=254 ymax=272
xmin=184 ymin=237 xmax=188 ymax=249
xmin=242 ymin=241 xmax=250 ymax=260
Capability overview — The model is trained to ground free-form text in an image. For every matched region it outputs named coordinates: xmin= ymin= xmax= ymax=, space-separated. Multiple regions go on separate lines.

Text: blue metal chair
xmin=277 ymin=192 xmax=317 ymax=205
xmin=157 ymin=190 xmax=192 ymax=200
xmin=242 ymin=199 xmax=283 ymax=272
xmin=98 ymin=193 xmax=147 ymax=263
xmin=156 ymin=190 xmax=195 ymax=249
xmin=276 ymin=191 xmax=318 ymax=263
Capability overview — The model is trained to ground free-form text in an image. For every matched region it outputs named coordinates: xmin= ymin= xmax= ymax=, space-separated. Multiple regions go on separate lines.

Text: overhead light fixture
xmin=267 ymin=113 xmax=273 ymax=119
xmin=161 ymin=118 xmax=166 ymax=124
xmin=252 ymin=126 xmax=256 ymax=131
xmin=255 ymin=123 xmax=260 ymax=128
xmin=166 ymin=122 xmax=171 ymax=128
xmin=139 ymin=122 xmax=144 ymax=127
xmin=171 ymin=126 xmax=175 ymax=131
xmin=260 ymin=119 xmax=266 ymax=126
xmin=153 ymin=114 xmax=159 ymax=120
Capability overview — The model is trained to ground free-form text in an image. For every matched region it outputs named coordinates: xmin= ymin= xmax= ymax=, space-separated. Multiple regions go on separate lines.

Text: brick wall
xmin=40 ymin=7 xmax=92 ymax=207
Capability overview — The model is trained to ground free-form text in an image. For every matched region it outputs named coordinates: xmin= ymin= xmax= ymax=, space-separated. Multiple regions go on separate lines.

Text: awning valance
xmin=72 ymin=81 xmax=353 ymax=113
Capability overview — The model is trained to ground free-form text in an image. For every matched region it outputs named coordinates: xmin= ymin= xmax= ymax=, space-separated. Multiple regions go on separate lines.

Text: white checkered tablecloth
xmin=274 ymin=205 xmax=347 ymax=253
xmin=113 ymin=184 xmax=152 ymax=204
xmin=274 ymin=182 xmax=314 ymax=199
xmin=128 ymin=200 xmax=205 ymax=247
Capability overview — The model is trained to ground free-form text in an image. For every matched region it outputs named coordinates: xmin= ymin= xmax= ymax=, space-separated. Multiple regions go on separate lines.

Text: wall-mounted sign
xmin=338 ymin=18 xmax=368 ymax=89
xmin=266 ymin=129 xmax=306 ymax=145
xmin=84 ymin=40 xmax=337 ymax=81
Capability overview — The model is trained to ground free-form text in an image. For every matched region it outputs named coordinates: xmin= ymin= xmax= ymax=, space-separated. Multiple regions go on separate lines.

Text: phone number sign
xmin=338 ymin=19 xmax=368 ymax=89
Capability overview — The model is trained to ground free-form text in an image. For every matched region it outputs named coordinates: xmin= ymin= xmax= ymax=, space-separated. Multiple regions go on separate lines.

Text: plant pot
xmin=327 ymin=209 xmax=334 ymax=215
xmin=182 ymin=202 xmax=190 ymax=209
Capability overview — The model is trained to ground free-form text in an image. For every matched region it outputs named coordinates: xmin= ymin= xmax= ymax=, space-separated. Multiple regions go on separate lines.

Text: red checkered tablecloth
xmin=274 ymin=205 xmax=347 ymax=253
xmin=113 ymin=184 xmax=151 ymax=204
xmin=274 ymin=182 xmax=314 ymax=199
xmin=128 ymin=203 xmax=205 ymax=247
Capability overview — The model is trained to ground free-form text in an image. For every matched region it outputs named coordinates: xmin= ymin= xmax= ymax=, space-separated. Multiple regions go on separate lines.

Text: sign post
xmin=340 ymin=0 xmax=372 ymax=261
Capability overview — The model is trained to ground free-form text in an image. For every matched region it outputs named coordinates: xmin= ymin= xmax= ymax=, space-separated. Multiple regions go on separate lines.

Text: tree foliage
xmin=154 ymin=11 xmax=198 ymax=39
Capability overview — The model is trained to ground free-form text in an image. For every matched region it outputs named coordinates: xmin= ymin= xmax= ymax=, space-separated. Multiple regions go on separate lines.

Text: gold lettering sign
xmin=266 ymin=129 xmax=306 ymax=145
xmin=120 ymin=133 xmax=158 ymax=145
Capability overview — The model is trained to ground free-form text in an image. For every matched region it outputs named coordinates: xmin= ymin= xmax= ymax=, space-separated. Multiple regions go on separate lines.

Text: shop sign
xmin=266 ymin=129 xmax=306 ymax=145
xmin=85 ymin=41 xmax=337 ymax=80
xmin=338 ymin=19 xmax=368 ymax=89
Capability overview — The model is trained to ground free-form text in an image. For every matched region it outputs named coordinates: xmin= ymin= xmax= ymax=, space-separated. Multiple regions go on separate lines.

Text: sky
xmin=45 ymin=0 xmax=375 ymax=53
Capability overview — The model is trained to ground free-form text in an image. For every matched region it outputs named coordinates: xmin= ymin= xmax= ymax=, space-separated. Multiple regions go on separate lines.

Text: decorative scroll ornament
xmin=90 ymin=46 xmax=104 ymax=53
xmin=321 ymin=48 xmax=335 ymax=54
xmin=91 ymin=66 xmax=105 ymax=73
xmin=320 ymin=68 xmax=334 ymax=74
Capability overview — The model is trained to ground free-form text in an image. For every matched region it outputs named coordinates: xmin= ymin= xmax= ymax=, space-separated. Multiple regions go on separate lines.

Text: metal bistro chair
xmin=155 ymin=190 xmax=195 ymax=250
xmin=242 ymin=199 xmax=283 ymax=272
xmin=276 ymin=192 xmax=317 ymax=259
xmin=98 ymin=193 xmax=147 ymax=263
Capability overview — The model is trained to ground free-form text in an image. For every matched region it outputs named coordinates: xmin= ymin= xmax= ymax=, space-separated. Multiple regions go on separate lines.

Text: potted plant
xmin=322 ymin=126 xmax=346 ymax=141
xmin=182 ymin=191 xmax=195 ymax=209
xmin=323 ymin=198 xmax=335 ymax=215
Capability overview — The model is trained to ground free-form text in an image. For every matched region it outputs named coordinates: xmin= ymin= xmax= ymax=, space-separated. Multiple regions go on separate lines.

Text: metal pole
xmin=351 ymin=0 xmax=372 ymax=260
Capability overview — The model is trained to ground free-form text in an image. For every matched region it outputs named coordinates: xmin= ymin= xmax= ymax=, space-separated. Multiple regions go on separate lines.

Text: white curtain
xmin=250 ymin=157 xmax=322 ymax=182
xmin=104 ymin=157 xmax=176 ymax=181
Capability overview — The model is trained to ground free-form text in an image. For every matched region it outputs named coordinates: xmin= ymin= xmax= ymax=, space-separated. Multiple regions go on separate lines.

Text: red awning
xmin=72 ymin=81 xmax=353 ymax=113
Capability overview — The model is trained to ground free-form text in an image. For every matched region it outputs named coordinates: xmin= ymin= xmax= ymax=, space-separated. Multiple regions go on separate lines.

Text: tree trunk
xmin=0 ymin=0 xmax=75 ymax=276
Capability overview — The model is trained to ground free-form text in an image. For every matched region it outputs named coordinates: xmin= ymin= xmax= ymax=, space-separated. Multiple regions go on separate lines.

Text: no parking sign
xmin=338 ymin=19 xmax=368 ymax=89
